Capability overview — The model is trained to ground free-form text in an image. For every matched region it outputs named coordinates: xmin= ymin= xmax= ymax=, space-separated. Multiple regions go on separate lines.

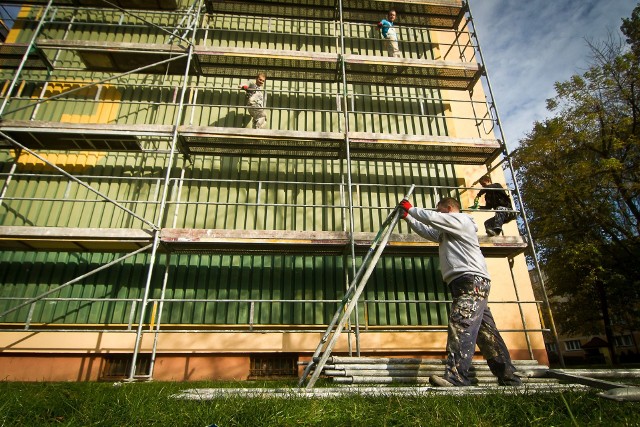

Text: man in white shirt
xmin=399 ymin=197 xmax=521 ymax=387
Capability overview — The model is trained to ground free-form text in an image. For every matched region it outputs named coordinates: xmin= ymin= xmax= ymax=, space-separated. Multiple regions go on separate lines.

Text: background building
xmin=529 ymin=270 xmax=640 ymax=366
xmin=0 ymin=0 xmax=546 ymax=381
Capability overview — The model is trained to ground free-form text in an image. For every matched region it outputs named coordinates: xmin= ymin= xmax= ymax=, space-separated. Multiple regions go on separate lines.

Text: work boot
xmin=486 ymin=228 xmax=502 ymax=237
xmin=429 ymin=375 xmax=454 ymax=387
xmin=498 ymin=375 xmax=522 ymax=386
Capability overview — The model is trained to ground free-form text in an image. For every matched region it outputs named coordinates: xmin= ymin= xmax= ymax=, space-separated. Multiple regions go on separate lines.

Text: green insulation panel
xmin=8 ymin=5 xmax=448 ymax=68
xmin=1 ymin=76 xmax=447 ymax=138
xmin=0 ymin=250 xmax=449 ymax=327
xmin=0 ymin=2 xmax=466 ymax=332
xmin=0 ymin=151 xmax=167 ymax=229
xmin=0 ymin=151 xmax=458 ymax=231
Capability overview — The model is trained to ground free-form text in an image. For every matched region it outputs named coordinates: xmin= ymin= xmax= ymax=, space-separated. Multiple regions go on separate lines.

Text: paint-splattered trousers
xmin=247 ymin=92 xmax=267 ymax=129
xmin=443 ymin=274 xmax=521 ymax=386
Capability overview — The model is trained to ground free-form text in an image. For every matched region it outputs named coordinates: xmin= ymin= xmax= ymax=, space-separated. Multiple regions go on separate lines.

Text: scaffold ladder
xmin=298 ymin=184 xmax=415 ymax=389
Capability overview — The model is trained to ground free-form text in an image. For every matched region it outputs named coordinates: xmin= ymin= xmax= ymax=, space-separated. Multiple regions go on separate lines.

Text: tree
xmin=513 ymin=4 xmax=640 ymax=361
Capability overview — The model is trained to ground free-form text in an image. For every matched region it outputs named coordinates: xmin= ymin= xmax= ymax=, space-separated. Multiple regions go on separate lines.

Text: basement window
xmin=545 ymin=342 xmax=558 ymax=353
xmin=249 ymin=354 xmax=298 ymax=379
xmin=564 ymin=340 xmax=582 ymax=352
xmin=614 ymin=335 xmax=633 ymax=347
xmin=101 ymin=354 xmax=151 ymax=380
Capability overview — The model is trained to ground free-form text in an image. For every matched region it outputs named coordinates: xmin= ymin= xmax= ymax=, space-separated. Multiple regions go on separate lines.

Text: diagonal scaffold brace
xmin=298 ymin=184 xmax=415 ymax=389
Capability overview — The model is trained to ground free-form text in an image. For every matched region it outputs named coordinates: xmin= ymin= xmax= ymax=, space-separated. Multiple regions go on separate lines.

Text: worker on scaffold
xmin=378 ymin=9 xmax=401 ymax=58
xmin=398 ymin=196 xmax=522 ymax=387
xmin=240 ymin=72 xmax=268 ymax=129
xmin=470 ymin=174 xmax=516 ymax=236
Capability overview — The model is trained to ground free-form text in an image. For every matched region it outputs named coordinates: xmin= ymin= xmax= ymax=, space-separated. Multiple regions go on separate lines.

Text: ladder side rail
xmin=303 ymin=185 xmax=415 ymax=388
xmin=297 ymin=205 xmax=399 ymax=387
xmin=304 ymin=208 xmax=403 ymax=389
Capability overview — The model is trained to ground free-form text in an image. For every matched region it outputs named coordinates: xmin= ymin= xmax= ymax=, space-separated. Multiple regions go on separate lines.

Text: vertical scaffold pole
xmin=465 ymin=0 xmax=564 ymax=367
xmin=127 ymin=0 xmax=205 ymax=381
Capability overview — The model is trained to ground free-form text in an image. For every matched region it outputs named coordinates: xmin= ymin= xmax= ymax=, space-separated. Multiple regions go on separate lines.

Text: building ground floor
xmin=0 ymin=330 xmax=548 ymax=381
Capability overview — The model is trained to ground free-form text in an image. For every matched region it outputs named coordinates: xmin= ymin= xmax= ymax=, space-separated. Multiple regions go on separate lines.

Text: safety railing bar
xmin=167 ymin=177 xmax=346 ymax=186
xmin=0 ymin=326 xmax=551 ymax=333
xmin=0 ymin=172 xmax=171 ymax=181
xmin=0 ymin=197 xmax=162 ymax=204
xmin=0 ymin=296 xmax=543 ymax=304
xmin=347 ymin=110 xmax=493 ymax=122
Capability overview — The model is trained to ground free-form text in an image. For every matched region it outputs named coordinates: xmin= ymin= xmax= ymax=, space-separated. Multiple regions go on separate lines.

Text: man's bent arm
xmin=408 ymin=207 xmax=469 ymax=237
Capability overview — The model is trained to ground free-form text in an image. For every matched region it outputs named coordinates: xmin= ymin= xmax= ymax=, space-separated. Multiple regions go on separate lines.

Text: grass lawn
xmin=1 ymin=380 xmax=639 ymax=426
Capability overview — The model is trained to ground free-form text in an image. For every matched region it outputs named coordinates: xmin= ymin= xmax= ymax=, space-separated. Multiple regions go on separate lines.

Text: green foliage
xmin=0 ymin=381 xmax=639 ymax=426
xmin=513 ymin=5 xmax=640 ymax=336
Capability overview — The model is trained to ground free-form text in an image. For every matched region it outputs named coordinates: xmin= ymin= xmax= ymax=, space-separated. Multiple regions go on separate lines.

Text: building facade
xmin=0 ymin=0 xmax=546 ymax=381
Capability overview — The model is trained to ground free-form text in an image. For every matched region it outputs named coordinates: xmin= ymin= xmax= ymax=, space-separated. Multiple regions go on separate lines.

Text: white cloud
xmin=470 ymin=0 xmax=637 ymax=150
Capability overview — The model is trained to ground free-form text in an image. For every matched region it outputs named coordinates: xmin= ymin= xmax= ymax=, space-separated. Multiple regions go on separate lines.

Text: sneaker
xmin=486 ymin=229 xmax=497 ymax=237
xmin=429 ymin=375 xmax=454 ymax=387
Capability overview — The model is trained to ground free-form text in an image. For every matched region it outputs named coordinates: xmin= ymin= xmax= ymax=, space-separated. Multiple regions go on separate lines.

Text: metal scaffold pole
xmin=0 ymin=0 xmax=53 ymax=117
xmin=127 ymin=0 xmax=205 ymax=381
xmin=465 ymin=0 xmax=564 ymax=367
xmin=337 ymin=0 xmax=359 ymax=357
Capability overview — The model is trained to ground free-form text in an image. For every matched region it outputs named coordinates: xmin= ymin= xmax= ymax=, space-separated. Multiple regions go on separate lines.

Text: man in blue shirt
xmin=378 ymin=9 xmax=401 ymax=58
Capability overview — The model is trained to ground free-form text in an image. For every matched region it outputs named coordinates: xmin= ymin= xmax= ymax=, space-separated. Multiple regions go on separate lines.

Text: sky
xmin=470 ymin=0 xmax=637 ymax=151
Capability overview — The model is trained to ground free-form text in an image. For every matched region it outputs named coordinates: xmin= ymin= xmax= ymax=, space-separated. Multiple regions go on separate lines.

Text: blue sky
xmin=470 ymin=0 xmax=637 ymax=150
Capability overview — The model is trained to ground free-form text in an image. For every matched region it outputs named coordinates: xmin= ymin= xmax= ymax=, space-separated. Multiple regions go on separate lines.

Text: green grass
xmin=0 ymin=381 xmax=639 ymax=426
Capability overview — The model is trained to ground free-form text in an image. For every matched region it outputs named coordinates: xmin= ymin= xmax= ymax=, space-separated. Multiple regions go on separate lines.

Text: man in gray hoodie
xmin=399 ymin=197 xmax=521 ymax=387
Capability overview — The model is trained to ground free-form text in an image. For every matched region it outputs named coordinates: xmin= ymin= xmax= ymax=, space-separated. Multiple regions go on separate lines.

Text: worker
xmin=240 ymin=72 xmax=268 ymax=129
xmin=470 ymin=175 xmax=516 ymax=236
xmin=398 ymin=196 xmax=522 ymax=387
xmin=378 ymin=9 xmax=401 ymax=58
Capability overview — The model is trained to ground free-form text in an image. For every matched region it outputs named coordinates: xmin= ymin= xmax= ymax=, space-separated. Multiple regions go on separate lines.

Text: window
xmin=102 ymin=354 xmax=151 ymax=380
xmin=614 ymin=335 xmax=633 ymax=347
xmin=250 ymin=354 xmax=298 ymax=378
xmin=545 ymin=342 xmax=558 ymax=353
xmin=564 ymin=340 xmax=582 ymax=351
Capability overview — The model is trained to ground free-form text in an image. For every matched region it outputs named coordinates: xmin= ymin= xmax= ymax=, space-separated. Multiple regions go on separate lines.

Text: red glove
xmin=377 ymin=22 xmax=383 ymax=27
xmin=398 ymin=199 xmax=413 ymax=218
xmin=241 ymin=85 xmax=248 ymax=90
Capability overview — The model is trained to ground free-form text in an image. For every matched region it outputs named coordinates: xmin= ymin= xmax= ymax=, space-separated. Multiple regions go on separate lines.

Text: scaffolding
xmin=0 ymin=0 xmax=561 ymax=381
